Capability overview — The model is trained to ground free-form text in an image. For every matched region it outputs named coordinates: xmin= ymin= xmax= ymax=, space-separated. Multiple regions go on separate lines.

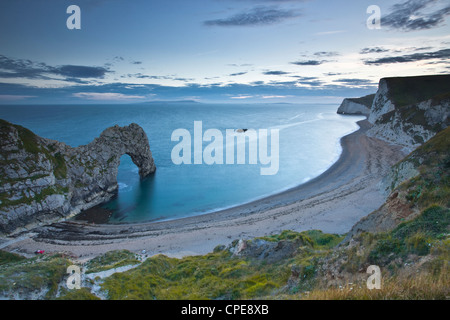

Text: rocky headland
xmin=0 ymin=121 xmax=155 ymax=234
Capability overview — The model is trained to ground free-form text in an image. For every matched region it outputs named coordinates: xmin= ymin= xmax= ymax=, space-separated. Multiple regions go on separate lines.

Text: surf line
xmin=171 ymin=121 xmax=279 ymax=175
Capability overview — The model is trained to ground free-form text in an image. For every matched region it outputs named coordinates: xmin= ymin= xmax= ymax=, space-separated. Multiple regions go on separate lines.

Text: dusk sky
xmin=0 ymin=0 xmax=449 ymax=104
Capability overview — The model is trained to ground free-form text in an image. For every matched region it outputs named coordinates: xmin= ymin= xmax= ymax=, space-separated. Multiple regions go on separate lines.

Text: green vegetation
xmin=385 ymin=75 xmax=450 ymax=107
xmin=367 ymin=208 xmax=448 ymax=266
xmin=85 ymin=250 xmax=141 ymax=274
xmin=56 ymin=287 xmax=101 ymax=300
xmin=397 ymin=127 xmax=450 ymax=209
xmin=257 ymin=229 xmax=344 ymax=250
xmin=51 ymin=152 xmax=67 ymax=179
xmin=0 ymin=250 xmax=26 ymax=266
xmin=0 ymin=253 xmax=71 ymax=299
xmin=257 ymin=230 xmax=313 ymax=245
xmin=347 ymin=93 xmax=375 ymax=108
xmin=0 ymin=185 xmax=68 ymax=210
xmin=100 ymin=250 xmax=287 ymax=300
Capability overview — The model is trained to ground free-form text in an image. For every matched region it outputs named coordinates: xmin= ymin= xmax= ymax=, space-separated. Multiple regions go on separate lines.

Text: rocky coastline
xmin=0 ymin=122 xmax=155 ymax=234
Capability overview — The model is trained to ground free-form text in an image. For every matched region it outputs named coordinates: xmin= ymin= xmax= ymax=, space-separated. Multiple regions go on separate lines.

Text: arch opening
xmin=117 ymin=154 xmax=140 ymax=192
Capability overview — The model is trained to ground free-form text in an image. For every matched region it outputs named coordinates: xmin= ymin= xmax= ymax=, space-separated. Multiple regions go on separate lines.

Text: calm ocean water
xmin=0 ymin=103 xmax=364 ymax=223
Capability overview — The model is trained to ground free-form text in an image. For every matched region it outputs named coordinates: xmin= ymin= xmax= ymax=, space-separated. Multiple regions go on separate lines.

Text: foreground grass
xmin=101 ymin=250 xmax=288 ymax=300
xmin=304 ymin=270 xmax=449 ymax=300
xmin=84 ymin=249 xmax=141 ymax=274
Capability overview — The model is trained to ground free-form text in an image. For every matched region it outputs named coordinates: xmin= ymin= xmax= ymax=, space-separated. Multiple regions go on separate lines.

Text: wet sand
xmin=1 ymin=120 xmax=405 ymax=261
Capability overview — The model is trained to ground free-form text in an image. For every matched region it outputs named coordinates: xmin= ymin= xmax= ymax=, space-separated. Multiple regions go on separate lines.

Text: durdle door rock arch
xmin=0 ymin=120 xmax=156 ymax=234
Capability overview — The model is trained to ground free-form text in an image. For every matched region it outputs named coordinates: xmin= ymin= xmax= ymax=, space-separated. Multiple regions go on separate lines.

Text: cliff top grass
xmin=397 ymin=127 xmax=450 ymax=209
xmin=383 ymin=74 xmax=450 ymax=107
xmin=0 ymin=119 xmax=39 ymax=155
xmin=347 ymin=94 xmax=375 ymax=108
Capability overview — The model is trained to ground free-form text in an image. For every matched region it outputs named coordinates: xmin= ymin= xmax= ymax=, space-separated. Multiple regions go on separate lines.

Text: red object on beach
xmin=35 ymin=250 xmax=45 ymax=254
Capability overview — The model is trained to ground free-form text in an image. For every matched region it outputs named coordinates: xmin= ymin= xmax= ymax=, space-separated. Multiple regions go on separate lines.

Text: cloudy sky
xmin=0 ymin=0 xmax=449 ymax=104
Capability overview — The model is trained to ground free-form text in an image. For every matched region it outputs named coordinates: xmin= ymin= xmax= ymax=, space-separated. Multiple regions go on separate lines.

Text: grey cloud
xmin=313 ymin=51 xmax=339 ymax=57
xmin=127 ymin=73 xmax=171 ymax=80
xmin=263 ymin=70 xmax=290 ymax=75
xmin=323 ymin=72 xmax=342 ymax=76
xmin=174 ymin=77 xmax=195 ymax=82
xmin=360 ymin=47 xmax=390 ymax=54
xmin=383 ymin=0 xmax=450 ymax=31
xmin=204 ymin=6 xmax=300 ymax=26
xmin=364 ymin=48 xmax=450 ymax=65
xmin=337 ymin=78 xmax=374 ymax=85
xmin=0 ymin=55 xmax=109 ymax=80
xmin=227 ymin=63 xmax=254 ymax=67
xmin=127 ymin=73 xmax=194 ymax=82
xmin=229 ymin=72 xmax=248 ymax=76
xmin=56 ymin=65 xmax=109 ymax=78
xmin=291 ymin=75 xmax=318 ymax=80
xmin=290 ymin=60 xmax=324 ymax=66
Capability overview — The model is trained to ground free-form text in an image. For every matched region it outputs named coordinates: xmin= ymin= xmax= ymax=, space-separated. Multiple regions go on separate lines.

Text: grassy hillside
xmin=389 ymin=126 xmax=450 ymax=211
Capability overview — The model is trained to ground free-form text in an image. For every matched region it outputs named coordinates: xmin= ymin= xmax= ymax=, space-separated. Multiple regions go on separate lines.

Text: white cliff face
xmin=0 ymin=121 xmax=156 ymax=234
xmin=366 ymin=116 xmax=437 ymax=152
xmin=368 ymin=79 xmax=395 ymax=124
xmin=337 ymin=99 xmax=370 ymax=116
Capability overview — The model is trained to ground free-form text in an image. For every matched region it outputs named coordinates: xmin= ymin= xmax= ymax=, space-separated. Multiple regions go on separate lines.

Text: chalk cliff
xmin=337 ymin=94 xmax=374 ymax=116
xmin=0 ymin=120 xmax=155 ymax=234
xmin=366 ymin=75 xmax=450 ymax=151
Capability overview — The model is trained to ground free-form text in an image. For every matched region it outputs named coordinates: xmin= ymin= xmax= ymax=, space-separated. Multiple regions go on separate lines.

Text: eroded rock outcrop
xmin=0 ymin=120 xmax=156 ymax=234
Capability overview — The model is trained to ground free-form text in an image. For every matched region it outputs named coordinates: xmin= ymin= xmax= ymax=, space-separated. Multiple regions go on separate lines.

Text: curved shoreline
xmin=1 ymin=119 xmax=405 ymax=260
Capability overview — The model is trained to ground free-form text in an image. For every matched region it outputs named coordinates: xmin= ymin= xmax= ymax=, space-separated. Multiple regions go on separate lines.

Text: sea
xmin=0 ymin=103 xmax=365 ymax=223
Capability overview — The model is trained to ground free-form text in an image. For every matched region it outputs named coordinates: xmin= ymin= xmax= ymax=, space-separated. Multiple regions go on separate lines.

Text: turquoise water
xmin=0 ymin=103 xmax=364 ymax=223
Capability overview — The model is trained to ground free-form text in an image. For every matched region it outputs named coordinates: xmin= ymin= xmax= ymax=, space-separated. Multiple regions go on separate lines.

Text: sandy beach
xmin=0 ymin=120 xmax=405 ymax=261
